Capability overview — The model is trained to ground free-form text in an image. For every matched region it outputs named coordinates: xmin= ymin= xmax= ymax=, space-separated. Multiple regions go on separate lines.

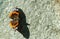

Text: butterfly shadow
xmin=16 ymin=8 xmax=30 ymax=39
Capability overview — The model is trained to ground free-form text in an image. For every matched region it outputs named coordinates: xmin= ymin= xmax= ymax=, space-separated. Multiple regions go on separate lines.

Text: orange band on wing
xmin=9 ymin=11 xmax=19 ymax=18
xmin=9 ymin=21 xmax=19 ymax=29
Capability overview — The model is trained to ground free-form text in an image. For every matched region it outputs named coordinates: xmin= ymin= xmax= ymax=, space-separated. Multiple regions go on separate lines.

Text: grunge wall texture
xmin=0 ymin=0 xmax=60 ymax=39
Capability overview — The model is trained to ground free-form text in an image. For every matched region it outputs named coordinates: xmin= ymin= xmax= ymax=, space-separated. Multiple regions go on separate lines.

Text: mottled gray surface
xmin=0 ymin=0 xmax=60 ymax=39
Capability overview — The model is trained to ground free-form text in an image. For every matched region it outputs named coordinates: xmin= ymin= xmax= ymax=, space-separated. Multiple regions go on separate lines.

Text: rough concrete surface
xmin=0 ymin=0 xmax=60 ymax=39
